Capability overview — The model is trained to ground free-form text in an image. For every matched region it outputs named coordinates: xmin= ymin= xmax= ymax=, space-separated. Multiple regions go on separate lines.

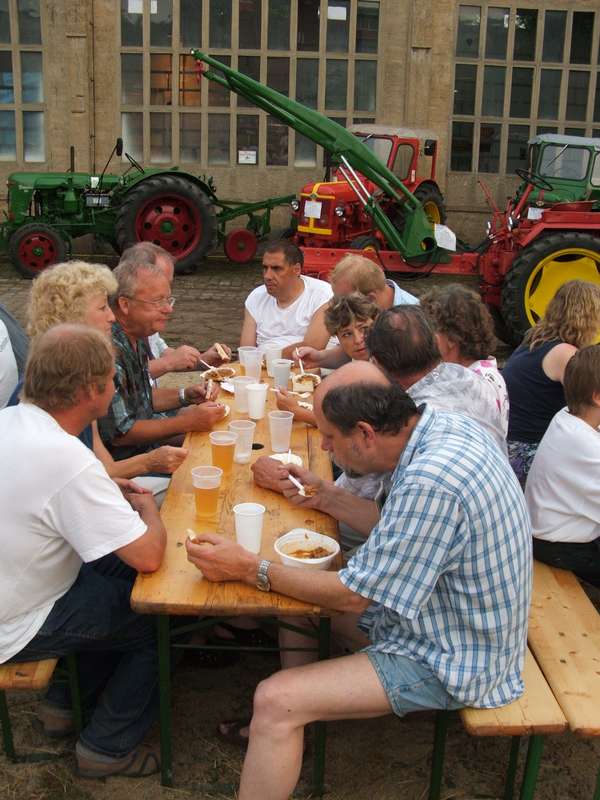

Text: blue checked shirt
xmin=339 ymin=406 xmax=532 ymax=707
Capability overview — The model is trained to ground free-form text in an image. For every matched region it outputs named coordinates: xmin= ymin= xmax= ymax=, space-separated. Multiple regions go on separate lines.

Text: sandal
xmin=216 ymin=717 xmax=251 ymax=748
xmin=210 ymin=622 xmax=278 ymax=650
xmin=76 ymin=741 xmax=160 ymax=779
xmin=182 ymin=646 xmax=240 ymax=669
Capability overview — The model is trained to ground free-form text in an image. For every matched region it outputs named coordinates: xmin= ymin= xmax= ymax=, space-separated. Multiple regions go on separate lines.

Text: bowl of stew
xmin=274 ymin=529 xmax=339 ymax=570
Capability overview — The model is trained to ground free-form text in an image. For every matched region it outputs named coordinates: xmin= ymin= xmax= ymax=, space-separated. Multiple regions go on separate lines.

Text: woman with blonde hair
xmin=503 ymin=279 xmax=600 ymax=485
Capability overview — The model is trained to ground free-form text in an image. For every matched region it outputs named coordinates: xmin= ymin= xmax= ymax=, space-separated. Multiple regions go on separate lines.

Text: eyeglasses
xmin=125 ymin=295 xmax=176 ymax=309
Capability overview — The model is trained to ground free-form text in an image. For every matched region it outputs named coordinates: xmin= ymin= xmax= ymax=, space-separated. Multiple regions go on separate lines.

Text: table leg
xmin=157 ymin=615 xmax=173 ymax=787
xmin=312 ymin=617 xmax=331 ymax=796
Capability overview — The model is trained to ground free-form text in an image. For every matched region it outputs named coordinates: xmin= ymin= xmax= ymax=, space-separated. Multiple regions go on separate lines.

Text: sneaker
xmin=37 ymin=701 xmax=75 ymax=738
xmin=76 ymin=740 xmax=160 ymax=779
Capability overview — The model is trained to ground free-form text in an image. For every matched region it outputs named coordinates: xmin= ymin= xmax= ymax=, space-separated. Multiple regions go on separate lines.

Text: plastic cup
xmin=228 ymin=419 xmax=256 ymax=464
xmin=246 ymin=382 xmax=268 ymax=420
xmin=268 ymin=410 xmax=294 ymax=453
xmin=191 ymin=466 xmax=222 ymax=520
xmin=272 ymin=358 xmax=293 ymax=390
xmin=232 ymin=375 xmax=255 ymax=413
xmin=264 ymin=345 xmax=283 ymax=377
xmin=233 ymin=502 xmax=265 ymax=554
xmin=209 ymin=431 xmax=237 ymax=475
xmin=237 ymin=345 xmax=259 ymax=375
xmin=244 ymin=349 xmax=263 ymax=380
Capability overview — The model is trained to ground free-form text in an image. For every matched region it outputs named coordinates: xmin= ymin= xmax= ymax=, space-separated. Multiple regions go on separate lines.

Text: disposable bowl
xmin=274 ymin=529 xmax=339 ymax=570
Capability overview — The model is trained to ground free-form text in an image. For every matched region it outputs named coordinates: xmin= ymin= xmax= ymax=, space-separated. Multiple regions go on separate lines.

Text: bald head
xmin=316 ymin=360 xmax=389 ymax=403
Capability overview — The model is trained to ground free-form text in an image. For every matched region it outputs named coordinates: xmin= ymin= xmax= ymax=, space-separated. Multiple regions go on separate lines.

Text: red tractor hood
xmin=299 ymin=179 xmax=365 ymax=203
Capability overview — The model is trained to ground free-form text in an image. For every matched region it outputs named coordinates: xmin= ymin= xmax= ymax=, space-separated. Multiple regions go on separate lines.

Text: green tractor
xmin=2 ymin=139 xmax=292 ymax=278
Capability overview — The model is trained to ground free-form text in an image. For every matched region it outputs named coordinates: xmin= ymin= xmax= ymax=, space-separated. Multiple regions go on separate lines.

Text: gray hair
xmin=322 ymin=382 xmax=419 ymax=435
xmin=119 ymin=241 xmax=174 ymax=270
xmin=112 ymin=260 xmax=166 ymax=299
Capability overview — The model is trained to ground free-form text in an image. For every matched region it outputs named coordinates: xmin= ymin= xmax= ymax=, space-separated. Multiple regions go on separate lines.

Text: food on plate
xmin=270 ymin=452 xmax=303 ymax=467
xmin=291 ymin=373 xmax=321 ymax=393
xmin=203 ymin=366 xmax=236 ymax=382
xmin=284 ymin=545 xmax=332 ymax=559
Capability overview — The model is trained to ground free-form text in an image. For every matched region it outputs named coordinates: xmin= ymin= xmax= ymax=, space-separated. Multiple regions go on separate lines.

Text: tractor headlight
xmin=290 ymin=199 xmax=300 ymax=212
xmin=334 ymin=205 xmax=345 ymax=218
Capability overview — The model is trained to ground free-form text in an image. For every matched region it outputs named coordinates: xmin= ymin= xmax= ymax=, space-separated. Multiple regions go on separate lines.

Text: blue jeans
xmin=9 ymin=554 xmax=158 ymax=759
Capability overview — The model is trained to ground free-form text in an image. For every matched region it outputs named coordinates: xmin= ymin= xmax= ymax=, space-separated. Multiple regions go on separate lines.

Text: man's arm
xmin=149 ymin=344 xmax=203 ymax=378
xmin=281 ymin=302 xmax=332 ymax=360
xmin=115 ymin=493 xmax=166 ymax=572
xmin=111 ymin=402 xmax=225 ymax=448
xmin=239 ymin=309 xmax=258 ymax=347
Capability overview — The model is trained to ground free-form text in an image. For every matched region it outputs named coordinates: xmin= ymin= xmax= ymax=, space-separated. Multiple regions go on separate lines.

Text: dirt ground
xmin=1 ymin=252 xmax=598 ymax=800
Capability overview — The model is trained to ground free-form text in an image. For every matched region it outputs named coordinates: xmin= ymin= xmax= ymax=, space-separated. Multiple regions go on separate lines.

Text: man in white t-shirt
xmin=526 ymin=344 xmax=600 ymax=586
xmin=0 ymin=318 xmax=18 ymax=408
xmin=0 ymin=324 xmax=166 ymax=778
xmin=240 ymin=241 xmax=333 ymax=358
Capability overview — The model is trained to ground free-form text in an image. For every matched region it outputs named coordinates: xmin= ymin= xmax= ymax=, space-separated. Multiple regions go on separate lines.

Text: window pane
xmin=268 ymin=0 xmax=290 ymax=49
xmin=0 ymin=109 xmax=14 ymax=159
xmin=325 ymin=60 xmax=347 ymax=111
xmin=595 ymin=75 xmax=600 ymax=122
xmin=23 ymin=110 xmax=44 ymax=161
xmin=238 ymin=56 xmax=260 ymax=108
xmin=296 ymin=59 xmax=318 ymax=108
xmin=150 ymin=113 xmax=171 ymax=162
xmin=354 ymin=60 xmax=376 ymax=112
xmin=236 ymin=115 xmax=258 ymax=164
xmin=538 ymin=70 xmax=561 ymax=120
xmin=536 ymin=126 xmax=557 ymax=135
xmin=479 ymin=123 xmax=501 ymax=172
xmin=18 ymin=0 xmax=41 ymax=45
xmin=485 ymin=7 xmax=508 ymax=59
xmin=122 ymin=112 xmax=143 ymax=160
xmin=179 ymin=113 xmax=201 ymax=161
xmin=450 ymin=121 xmax=473 ymax=171
xmin=540 ymin=143 xmax=589 ymax=178
xmin=267 ymin=115 xmax=288 ymax=165
xmin=180 ymin=0 xmax=202 ymax=48
xmin=542 ymin=10 xmax=566 ymax=62
xmin=297 ymin=0 xmax=319 ymax=51
xmin=179 ymin=54 xmax=201 ymax=106
xmin=295 ymin=133 xmax=316 ymax=167
xmin=121 ymin=0 xmax=142 ymax=46
xmin=570 ymin=12 xmax=594 ymax=65
xmin=482 ymin=66 xmax=505 ymax=116
xmin=210 ymin=0 xmax=231 ymax=48
xmin=239 ymin=0 xmax=261 ymax=49
xmin=150 ymin=0 xmax=172 ymax=47
xmin=514 ymin=9 xmax=537 ymax=61
xmin=456 ymin=6 xmax=480 ymax=58
xmin=21 ymin=52 xmax=42 ymax=102
xmin=208 ymin=113 xmax=229 ymax=164
xmin=150 ymin=53 xmax=172 ymax=105
xmin=0 ymin=0 xmax=10 ymax=43
xmin=565 ymin=127 xmax=585 ymax=137
xmin=453 ymin=63 xmax=476 ymax=115
xmin=566 ymin=71 xmax=590 ymax=121
xmin=121 ymin=53 xmax=143 ymax=105
xmin=509 ymin=67 xmax=533 ymax=117
xmin=0 ymin=52 xmax=13 ymax=103
xmin=267 ymin=57 xmax=289 ymax=96
xmin=208 ymin=55 xmax=230 ymax=105
xmin=506 ymin=124 xmax=529 ymax=173
xmin=327 ymin=1 xmax=349 ymax=52
xmin=356 ymin=0 xmax=379 ymax=54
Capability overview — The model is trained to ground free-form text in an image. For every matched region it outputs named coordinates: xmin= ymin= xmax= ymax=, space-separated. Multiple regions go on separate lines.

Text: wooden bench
xmin=528 ymin=560 xmax=600 ymax=798
xmin=428 ymin=649 xmax=567 ymax=800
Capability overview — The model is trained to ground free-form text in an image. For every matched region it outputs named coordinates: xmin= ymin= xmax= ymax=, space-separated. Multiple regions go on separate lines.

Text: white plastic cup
xmin=272 ymin=358 xmax=293 ymax=390
xmin=237 ymin=345 xmax=258 ymax=371
xmin=233 ymin=502 xmax=266 ymax=554
xmin=244 ymin=349 xmax=263 ymax=380
xmin=246 ymin=382 xmax=268 ymax=420
xmin=268 ymin=410 xmax=294 ymax=453
xmin=264 ymin=345 xmax=283 ymax=377
xmin=232 ymin=376 xmax=255 ymax=413
xmin=228 ymin=419 xmax=256 ymax=464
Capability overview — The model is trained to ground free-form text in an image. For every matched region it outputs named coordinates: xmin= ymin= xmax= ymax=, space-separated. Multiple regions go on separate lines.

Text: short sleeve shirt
xmin=387 ymin=279 xmax=419 ymax=306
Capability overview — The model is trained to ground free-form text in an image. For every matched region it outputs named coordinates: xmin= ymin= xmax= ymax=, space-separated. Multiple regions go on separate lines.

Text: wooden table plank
xmin=131 ymin=363 xmax=340 ymax=617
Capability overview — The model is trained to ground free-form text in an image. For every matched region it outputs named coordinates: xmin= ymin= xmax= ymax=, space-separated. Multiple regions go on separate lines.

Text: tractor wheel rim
xmin=524 ymin=246 xmax=600 ymax=326
xmin=225 ymin=229 xmax=257 ymax=263
xmin=422 ymin=200 xmax=442 ymax=224
xmin=134 ymin=193 xmax=202 ymax=258
xmin=17 ymin=233 xmax=58 ymax=272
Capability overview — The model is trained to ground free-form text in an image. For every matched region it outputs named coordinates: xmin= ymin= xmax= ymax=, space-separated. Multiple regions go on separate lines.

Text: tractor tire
xmin=351 ymin=235 xmax=380 ymax=252
xmin=414 ymin=184 xmax=446 ymax=225
xmin=8 ymin=223 xmax=68 ymax=279
xmin=115 ymin=174 xmax=217 ymax=274
xmin=501 ymin=232 xmax=600 ymax=345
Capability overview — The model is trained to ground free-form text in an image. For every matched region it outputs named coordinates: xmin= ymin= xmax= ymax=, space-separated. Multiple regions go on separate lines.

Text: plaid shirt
xmin=339 ymin=406 xmax=532 ymax=707
xmin=98 ymin=322 xmax=155 ymax=459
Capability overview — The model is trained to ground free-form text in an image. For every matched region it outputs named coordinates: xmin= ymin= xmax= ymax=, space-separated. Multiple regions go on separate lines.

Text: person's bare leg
xmin=239 ymin=652 xmax=391 ymax=800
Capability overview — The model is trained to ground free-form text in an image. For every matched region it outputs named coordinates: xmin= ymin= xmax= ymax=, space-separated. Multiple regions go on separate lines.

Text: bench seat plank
xmin=0 ymin=659 xmax=57 ymax=691
xmin=529 ymin=561 xmax=600 ymax=737
xmin=461 ymin=649 xmax=567 ymax=737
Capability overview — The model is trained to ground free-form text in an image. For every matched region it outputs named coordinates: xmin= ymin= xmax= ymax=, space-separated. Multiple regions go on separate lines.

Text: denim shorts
xmin=366 ymin=650 xmax=463 ymax=717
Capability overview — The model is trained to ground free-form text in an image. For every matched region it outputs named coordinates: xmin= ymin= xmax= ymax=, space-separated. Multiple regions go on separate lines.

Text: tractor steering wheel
xmin=125 ymin=152 xmax=145 ymax=174
xmin=515 ymin=168 xmax=553 ymax=192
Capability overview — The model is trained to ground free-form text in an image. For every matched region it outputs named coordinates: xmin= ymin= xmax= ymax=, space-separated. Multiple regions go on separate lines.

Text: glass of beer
xmin=191 ymin=466 xmax=223 ymax=521
xmin=209 ymin=431 xmax=238 ymax=474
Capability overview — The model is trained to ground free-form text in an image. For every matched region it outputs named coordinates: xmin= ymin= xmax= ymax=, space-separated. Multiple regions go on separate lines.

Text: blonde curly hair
xmin=525 ymin=280 xmax=600 ymax=350
xmin=27 ymin=260 xmax=117 ymax=338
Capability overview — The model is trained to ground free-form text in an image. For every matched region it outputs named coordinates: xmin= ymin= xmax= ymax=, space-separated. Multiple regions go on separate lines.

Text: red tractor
xmin=291 ymin=125 xmax=446 ymax=252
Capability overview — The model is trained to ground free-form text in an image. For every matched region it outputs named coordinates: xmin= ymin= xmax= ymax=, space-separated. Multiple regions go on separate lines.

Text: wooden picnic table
xmin=131 ymin=362 xmax=339 ymax=788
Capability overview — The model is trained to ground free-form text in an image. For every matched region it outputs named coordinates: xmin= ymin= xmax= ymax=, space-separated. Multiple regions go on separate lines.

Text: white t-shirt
xmin=0 ymin=403 xmax=147 ymax=662
xmin=245 ymin=276 xmax=333 ymax=352
xmin=0 ymin=319 xmax=18 ymax=409
xmin=469 ymin=357 xmax=509 ymax=438
xmin=525 ymin=407 xmax=600 ymax=543
xmin=148 ymin=332 xmax=169 ymax=359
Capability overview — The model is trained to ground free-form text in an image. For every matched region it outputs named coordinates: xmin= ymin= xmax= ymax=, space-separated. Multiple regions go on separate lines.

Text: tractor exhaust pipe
xmin=69 ymin=146 xmax=75 ymax=173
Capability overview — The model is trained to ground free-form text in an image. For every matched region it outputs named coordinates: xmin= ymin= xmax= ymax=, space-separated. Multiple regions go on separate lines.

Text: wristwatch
xmin=256 ymin=559 xmax=272 ymax=592
xmin=178 ymin=387 xmax=191 ymax=407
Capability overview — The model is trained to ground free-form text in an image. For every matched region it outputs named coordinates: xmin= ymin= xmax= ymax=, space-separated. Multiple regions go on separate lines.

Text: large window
xmin=451 ymin=5 xmax=600 ymax=175
xmin=0 ymin=0 xmax=44 ymax=162
xmin=120 ymin=0 xmax=380 ymax=168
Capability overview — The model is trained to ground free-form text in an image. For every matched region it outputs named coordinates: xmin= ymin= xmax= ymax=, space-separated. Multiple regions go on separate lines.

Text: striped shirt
xmin=339 ymin=406 xmax=532 ymax=707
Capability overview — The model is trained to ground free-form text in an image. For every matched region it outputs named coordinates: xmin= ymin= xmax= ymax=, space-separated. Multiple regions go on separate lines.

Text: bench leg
xmin=312 ymin=617 xmax=331 ymax=797
xmin=593 ymin=763 xmax=600 ymax=800
xmin=428 ymin=710 xmax=450 ymax=800
xmin=65 ymin=653 xmax=83 ymax=734
xmin=503 ymin=736 xmax=521 ymax=800
xmin=157 ymin=615 xmax=173 ymax=788
xmin=0 ymin=689 xmax=15 ymax=761
xmin=518 ymin=735 xmax=544 ymax=800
